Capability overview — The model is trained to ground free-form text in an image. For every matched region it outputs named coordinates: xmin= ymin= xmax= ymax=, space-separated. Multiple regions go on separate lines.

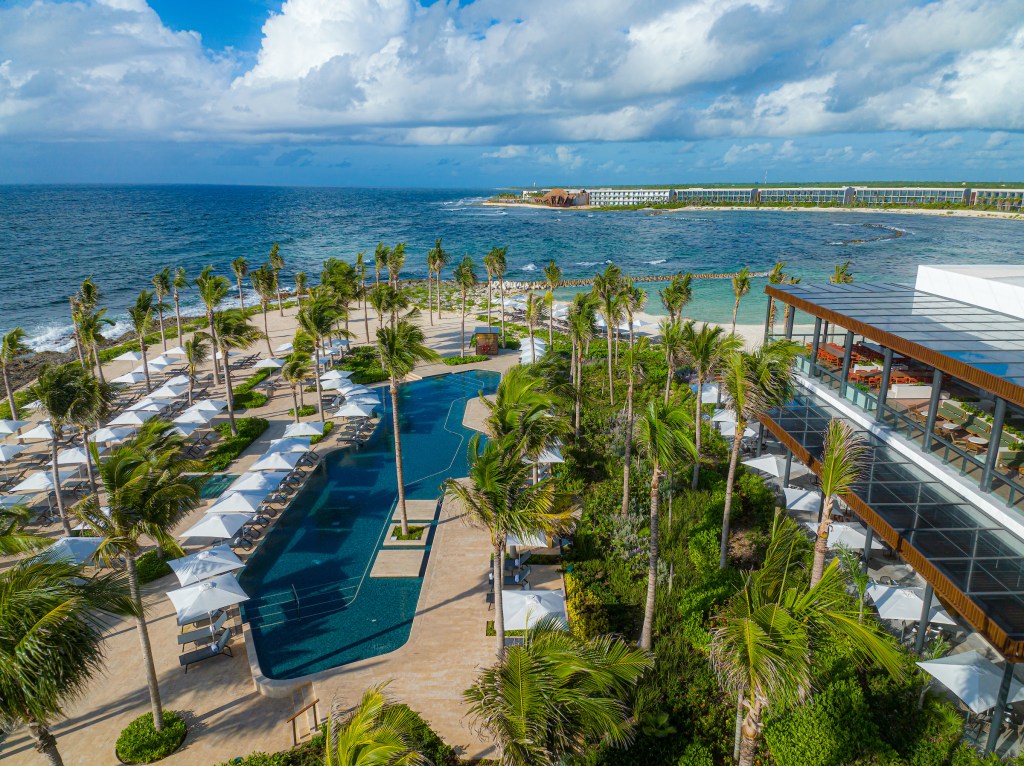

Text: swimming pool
xmin=238 ymin=369 xmax=499 ymax=680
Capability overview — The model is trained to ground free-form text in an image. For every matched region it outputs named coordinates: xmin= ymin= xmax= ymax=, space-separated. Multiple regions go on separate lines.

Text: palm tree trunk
xmin=157 ymin=305 xmax=167 ymax=350
xmin=436 ymin=274 xmax=443 ymax=320
xmin=313 ymin=350 xmax=324 ymax=415
xmin=639 ymin=466 xmax=661 ymax=651
xmin=277 ymin=285 xmax=284 ymax=317
xmin=237 ymin=279 xmax=245 ymax=311
xmin=606 ymin=327 xmax=614 ymax=405
xmin=692 ymin=379 xmax=703 ymax=490
xmin=28 ymin=719 xmax=64 ymax=766
xmin=499 ymin=278 xmax=505 ymax=343
xmin=222 ymin=348 xmax=237 ymax=436
xmin=621 ymin=374 xmax=634 ymax=515
xmin=3 ymin=365 xmax=18 ymax=420
xmin=362 ymin=280 xmax=370 ymax=344
xmin=173 ymin=292 xmax=182 ymax=342
xmin=494 ymin=540 xmax=506 ymax=660
xmin=391 ymin=380 xmax=409 ymax=536
xmin=460 ymin=291 xmax=467 ymax=357
xmin=428 ymin=273 xmax=434 ymax=327
xmin=548 ymin=308 xmax=554 ymax=347
xmin=92 ymin=345 xmax=106 ymax=386
xmin=140 ymin=339 xmax=152 ymax=393
xmin=574 ymin=349 xmax=583 ymax=438
xmin=290 ymin=387 xmax=300 ymax=423
xmin=810 ymin=496 xmax=834 ymax=587
xmin=628 ymin=318 xmax=634 ymax=347
xmin=82 ymin=437 xmax=98 ymax=496
xmin=486 ymin=276 xmax=492 ymax=328
xmin=51 ymin=439 xmax=71 ymax=536
xmin=529 ymin=324 xmax=535 ymax=364
xmin=125 ymin=554 xmax=164 ymax=732
xmin=664 ymin=347 xmax=672 ymax=405
xmin=261 ymin=306 xmax=272 ymax=356
xmin=207 ymin=310 xmax=220 ymax=386
xmin=738 ymin=704 xmax=763 ymax=766
xmin=719 ymin=423 xmax=745 ymax=569
xmin=187 ymin=374 xmax=194 ymax=405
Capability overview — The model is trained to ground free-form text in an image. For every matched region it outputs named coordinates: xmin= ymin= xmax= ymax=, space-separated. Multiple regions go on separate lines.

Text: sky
xmin=1 ymin=0 xmax=1023 ymax=187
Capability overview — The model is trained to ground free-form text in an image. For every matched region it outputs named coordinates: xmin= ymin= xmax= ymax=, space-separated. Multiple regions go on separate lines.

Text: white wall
xmin=916 ymin=265 xmax=1024 ymax=320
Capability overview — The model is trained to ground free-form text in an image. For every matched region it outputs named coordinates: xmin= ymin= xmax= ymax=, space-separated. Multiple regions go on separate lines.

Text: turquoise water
xmin=238 ymin=370 xmax=498 ymax=680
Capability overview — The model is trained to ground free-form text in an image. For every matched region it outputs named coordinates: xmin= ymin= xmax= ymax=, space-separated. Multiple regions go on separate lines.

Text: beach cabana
xmin=866 ymin=583 xmax=957 ymax=625
xmin=20 ymin=422 xmax=55 ymax=442
xmin=249 ymin=452 xmax=303 ymax=472
xmin=266 ymin=437 xmax=312 ymax=454
xmin=0 ymin=419 xmax=29 ymax=436
xmin=108 ymin=410 xmax=158 ymax=427
xmin=284 ymin=421 xmax=325 ymax=438
xmin=502 ymin=589 xmax=567 ymax=631
xmin=178 ymin=512 xmax=253 ymax=541
xmin=167 ymin=573 xmax=249 ymax=626
xmin=38 ymin=536 xmax=104 ymax=565
xmin=112 ymin=351 xmax=144 ymax=363
xmin=168 ymin=545 xmax=244 ymax=586
xmin=917 ymin=651 xmax=1024 ymax=714
xmin=208 ymin=491 xmax=269 ymax=515
xmin=230 ymin=471 xmax=289 ymax=493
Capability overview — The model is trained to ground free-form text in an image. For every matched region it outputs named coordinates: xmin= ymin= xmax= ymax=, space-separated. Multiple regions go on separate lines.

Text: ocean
xmin=1 ymin=185 xmax=1022 ymax=351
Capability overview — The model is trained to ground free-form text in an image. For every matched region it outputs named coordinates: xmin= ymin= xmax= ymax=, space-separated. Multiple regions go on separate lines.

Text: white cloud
xmin=722 ymin=142 xmax=772 ymax=165
xmin=482 ymin=145 xmax=530 ymax=159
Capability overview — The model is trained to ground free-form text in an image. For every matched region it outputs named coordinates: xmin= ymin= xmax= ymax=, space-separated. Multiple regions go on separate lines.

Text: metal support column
xmin=876 ymin=347 xmax=894 ymax=422
xmin=839 ymin=331 xmax=855 ymax=397
xmin=809 ymin=318 xmax=822 ymax=379
xmin=783 ymin=453 xmax=793 ymax=486
xmin=914 ymin=583 xmax=934 ymax=655
xmin=982 ymin=398 xmax=1007 ymax=491
xmin=861 ymin=527 xmax=874 ymax=574
xmin=755 ymin=424 xmax=765 ymax=457
xmin=763 ymin=297 xmax=773 ymax=341
xmin=922 ymin=369 xmax=944 ymax=454
xmin=985 ymin=663 xmax=1014 ymax=755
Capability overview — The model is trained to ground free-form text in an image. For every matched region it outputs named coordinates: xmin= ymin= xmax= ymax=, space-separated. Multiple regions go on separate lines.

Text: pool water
xmin=238 ymin=370 xmax=499 ymax=680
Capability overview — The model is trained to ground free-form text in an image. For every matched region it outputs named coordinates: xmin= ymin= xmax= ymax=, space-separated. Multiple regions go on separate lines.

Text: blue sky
xmin=1 ymin=0 xmax=1022 ymax=187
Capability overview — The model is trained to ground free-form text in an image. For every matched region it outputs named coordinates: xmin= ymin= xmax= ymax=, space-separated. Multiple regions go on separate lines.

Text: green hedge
xmin=442 ymin=355 xmax=489 ymax=366
xmin=202 ymin=417 xmax=269 ymax=471
xmin=136 ymin=550 xmax=180 ymax=584
xmin=232 ymin=369 xmax=272 ymax=409
xmin=338 ymin=347 xmax=389 ymax=385
xmin=115 ymin=711 xmax=186 ymax=764
xmin=0 ymin=390 xmax=34 ymax=420
xmin=289 ymin=405 xmax=317 ymax=417
xmin=310 ymin=421 xmax=334 ymax=445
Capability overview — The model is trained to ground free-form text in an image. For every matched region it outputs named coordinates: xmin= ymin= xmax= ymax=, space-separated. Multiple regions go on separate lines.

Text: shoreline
xmin=482 ymin=200 xmax=1024 ymax=221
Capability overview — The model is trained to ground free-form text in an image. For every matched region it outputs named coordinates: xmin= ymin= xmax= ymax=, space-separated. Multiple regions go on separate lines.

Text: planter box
xmin=890 ymin=383 xmax=933 ymax=400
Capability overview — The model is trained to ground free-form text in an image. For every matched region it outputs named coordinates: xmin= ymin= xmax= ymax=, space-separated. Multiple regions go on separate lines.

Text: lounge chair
xmin=177 ymin=612 xmax=228 ymax=651
xmin=179 ymin=627 xmax=233 ymax=672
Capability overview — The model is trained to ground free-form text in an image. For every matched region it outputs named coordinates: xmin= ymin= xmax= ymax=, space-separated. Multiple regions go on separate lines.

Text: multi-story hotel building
xmin=675 ymin=187 xmax=757 ymax=204
xmin=971 ymin=189 xmax=1024 ymax=211
xmin=761 ymin=265 xmax=1024 ymax=752
xmin=852 ymin=187 xmax=970 ymax=206
xmin=758 ymin=186 xmax=854 ymax=205
xmin=587 ymin=188 xmax=676 ymax=206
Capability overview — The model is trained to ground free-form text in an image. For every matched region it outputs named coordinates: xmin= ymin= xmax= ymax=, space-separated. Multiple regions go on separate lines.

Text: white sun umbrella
xmin=783 ymin=487 xmax=823 ymax=513
xmin=699 ymin=383 xmax=726 ymax=404
xmin=266 ymin=436 xmax=312 ymax=454
xmin=127 ymin=398 xmax=163 ymax=412
xmin=178 ymin=512 xmax=253 ymax=541
xmin=250 ymin=451 xmax=303 ymax=471
xmin=191 ymin=399 xmax=228 ymax=413
xmin=335 ymin=402 xmax=377 ymax=418
xmin=53 ymin=446 xmax=100 ymax=466
xmin=173 ymin=408 xmax=216 ymax=425
xmin=167 ymin=573 xmax=249 ymax=626
xmin=208 ymin=491 xmax=269 ymax=515
xmin=345 ymin=394 xmax=380 ymax=406
xmin=321 ymin=378 xmax=350 ymax=392
xmin=164 ymin=374 xmax=190 ymax=386
xmin=149 ymin=384 xmax=187 ymax=400
xmin=24 ymin=400 xmax=44 ymax=413
xmin=502 ymin=589 xmax=567 ymax=631
xmin=274 ymin=341 xmax=294 ymax=354
xmin=90 ymin=426 xmax=135 ymax=445
xmin=148 ymin=355 xmax=175 ymax=370
xmin=0 ymin=443 xmax=28 ymax=462
xmin=164 ymin=346 xmax=188 ymax=357
xmin=20 ymin=422 xmax=55 ymax=442
xmin=866 ymin=583 xmax=957 ymax=625
xmin=214 ymin=350 xmax=240 ymax=361
xmin=507 ymin=530 xmax=549 ymax=549
xmin=710 ymin=409 xmax=736 ymax=424
xmin=0 ymin=495 xmax=29 ymax=509
xmin=254 ymin=357 xmax=286 ymax=369
xmin=108 ymin=409 xmax=158 ymax=427
xmin=10 ymin=469 xmax=80 ymax=493
xmin=169 ymin=422 xmax=200 ymax=439
xmin=742 ymin=454 xmax=809 ymax=479
xmin=537 ymin=446 xmax=565 ymax=463
xmin=284 ymin=421 xmax=325 ymax=438
xmin=916 ymin=651 xmax=1024 ymax=715
xmin=719 ymin=421 xmax=757 ymax=438
xmin=112 ymin=350 xmax=143 ymax=363
xmin=341 ymin=387 xmax=374 ymax=399
xmin=802 ymin=521 xmax=884 ymax=550
xmin=321 ymin=369 xmax=355 ymax=381
xmin=328 ymin=338 xmax=350 ymax=349
xmin=229 ymin=471 xmax=289 ymax=493
xmin=0 ymin=419 xmax=29 ymax=436
xmin=168 ymin=545 xmax=245 ymax=586
xmin=112 ymin=370 xmax=147 ymax=385
xmin=38 ymin=536 xmax=104 ymax=565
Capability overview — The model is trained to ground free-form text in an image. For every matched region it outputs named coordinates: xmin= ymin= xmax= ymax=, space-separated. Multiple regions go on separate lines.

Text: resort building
xmin=760 ymin=264 xmax=1024 ymax=749
xmin=971 ymin=189 xmax=1024 ymax=211
xmin=587 ymin=188 xmax=676 ymax=206
xmin=757 ymin=186 xmax=854 ymax=205
xmin=675 ymin=187 xmax=757 ymax=204
xmin=851 ymin=187 xmax=970 ymax=206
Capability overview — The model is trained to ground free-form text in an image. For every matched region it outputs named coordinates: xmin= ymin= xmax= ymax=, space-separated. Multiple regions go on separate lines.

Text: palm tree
xmin=231 ymin=257 xmax=250 ymax=310
xmin=75 ymin=420 xmax=205 ymax=734
xmin=0 ymin=558 xmax=138 ymax=766
xmin=718 ymin=340 xmax=802 ymax=568
xmin=811 ymin=419 xmax=867 ymax=586
xmin=0 ymin=506 xmax=51 ymax=554
xmin=681 ymin=322 xmax=741 ymax=490
xmin=465 ymin=616 xmax=653 ymax=764
xmin=355 ymin=251 xmax=370 ymax=342
xmin=620 ymin=337 xmax=649 ymax=516
xmin=76 ymin=308 xmax=114 ymax=386
xmin=622 ymin=278 xmax=647 ymax=346
xmin=127 ymin=290 xmax=155 ymax=393
xmin=483 ymin=366 xmax=565 ymax=466
xmin=489 ymin=246 xmax=508 ymax=343
xmin=324 ymin=684 xmax=428 ymax=766
xmin=710 ymin=516 xmax=904 ymax=766
xmin=2 ymin=327 xmax=30 ymax=420
xmin=374 ymin=242 xmax=389 ymax=287
xmin=269 ymin=242 xmax=285 ymax=315
xmin=659 ymin=318 xmax=684 ymax=405
xmin=212 ymin=309 xmax=266 ymax=435
xmin=387 ymin=243 xmax=406 ymax=287
xmin=68 ymin=373 xmax=115 ymax=496
xmin=195 ymin=266 xmax=229 ymax=386
xmin=297 ymin=297 xmax=343 ymax=416
xmin=523 ymin=292 xmax=545 ymax=364
xmin=445 ymin=433 xmax=570 ymax=658
xmin=592 ymin=264 xmax=623 ymax=405
xmin=660 ymin=272 xmax=692 ymax=322
xmin=171 ymin=266 xmax=188 ymax=342
xmin=377 ymin=321 xmax=440 ymax=535
xmin=282 ymin=354 xmax=311 ymax=422
xmin=183 ymin=335 xmax=208 ymax=405
xmin=250 ymin=264 xmax=278 ymax=356
xmin=452 ymin=255 xmax=478 ymax=357
xmin=151 ymin=268 xmax=172 ymax=351
xmin=566 ymin=294 xmax=597 ymax=436
xmin=634 ymin=401 xmax=695 ymax=650
xmin=542 ymin=260 xmax=562 ymax=346
xmin=430 ymin=240 xmax=451 ymax=321
xmin=765 ymin=262 xmax=786 ymax=335
xmin=730 ymin=266 xmax=751 ymax=337
xmin=483 ymin=247 xmax=499 ymax=329
xmin=830 ymin=260 xmax=854 ymax=285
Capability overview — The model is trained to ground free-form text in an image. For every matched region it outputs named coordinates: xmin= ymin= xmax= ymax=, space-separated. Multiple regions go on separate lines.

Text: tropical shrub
xmin=232 ymin=368 xmax=272 ymax=409
xmin=442 ymin=354 xmax=488 ymax=365
xmin=339 ymin=346 xmax=389 ymax=384
xmin=115 ymin=711 xmax=186 ymax=763
xmin=310 ymin=421 xmax=334 ymax=445
xmin=203 ymin=417 xmax=269 ymax=470
xmin=135 ymin=549 xmax=179 ymax=584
